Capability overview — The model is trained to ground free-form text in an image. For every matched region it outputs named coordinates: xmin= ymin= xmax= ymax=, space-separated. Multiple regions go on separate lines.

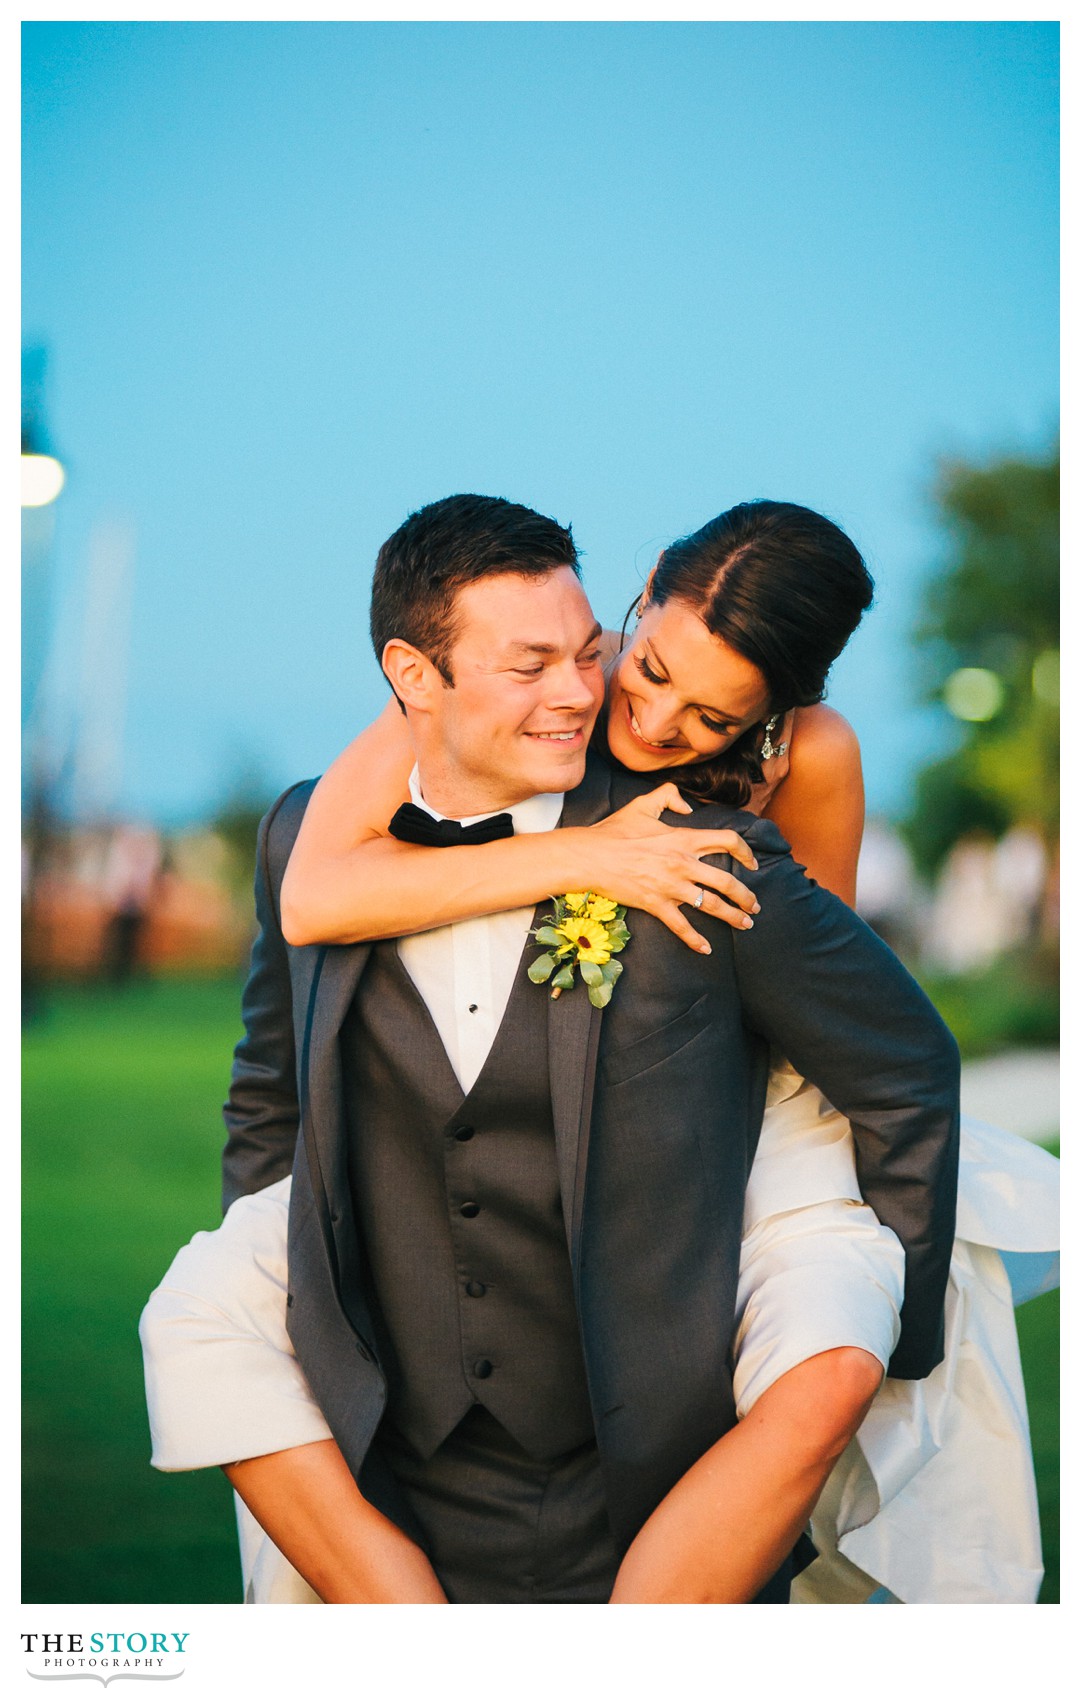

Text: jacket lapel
xmin=300 ymin=939 xmax=371 ymax=1277
xmin=547 ymin=753 xmax=614 ymax=1270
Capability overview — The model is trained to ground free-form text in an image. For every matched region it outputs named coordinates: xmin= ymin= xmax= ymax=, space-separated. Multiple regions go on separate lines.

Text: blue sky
xmin=22 ymin=20 xmax=1058 ymax=825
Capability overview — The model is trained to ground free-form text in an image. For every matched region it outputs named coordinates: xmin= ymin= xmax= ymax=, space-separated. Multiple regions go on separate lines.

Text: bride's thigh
xmin=145 ymin=1176 xmax=295 ymax=1347
xmin=139 ymin=1177 xmax=334 ymax=1470
xmin=732 ymin=1198 xmax=905 ymax=1421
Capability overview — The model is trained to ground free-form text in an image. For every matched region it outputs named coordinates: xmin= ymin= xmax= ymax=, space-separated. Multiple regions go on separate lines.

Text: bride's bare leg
xmin=224 ymin=1441 xmax=447 ymax=1604
xmin=609 ymin=1347 xmax=882 ymax=1604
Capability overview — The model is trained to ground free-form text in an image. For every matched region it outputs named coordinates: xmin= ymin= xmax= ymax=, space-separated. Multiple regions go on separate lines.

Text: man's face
xmin=421 ymin=567 xmax=604 ymax=813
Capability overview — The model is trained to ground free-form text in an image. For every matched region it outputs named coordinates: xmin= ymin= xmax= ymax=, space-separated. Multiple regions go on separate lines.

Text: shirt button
xmin=460 ymin=1201 xmax=480 ymax=1218
xmin=473 ymin=1358 xmax=493 ymax=1379
xmin=465 ymin=1279 xmax=487 ymax=1298
xmin=453 ymin=1126 xmax=475 ymax=1142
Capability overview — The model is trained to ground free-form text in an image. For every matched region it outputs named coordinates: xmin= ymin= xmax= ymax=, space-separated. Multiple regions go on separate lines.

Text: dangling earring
xmin=760 ymin=714 xmax=788 ymax=761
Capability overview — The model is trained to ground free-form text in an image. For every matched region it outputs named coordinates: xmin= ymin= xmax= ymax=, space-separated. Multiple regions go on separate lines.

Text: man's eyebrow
xmin=505 ymin=622 xmax=603 ymax=657
xmin=647 ymin=638 xmax=741 ymax=722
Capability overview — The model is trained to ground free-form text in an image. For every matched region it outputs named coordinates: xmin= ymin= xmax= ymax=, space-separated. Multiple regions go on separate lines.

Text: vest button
xmin=465 ymin=1280 xmax=487 ymax=1298
xmin=453 ymin=1125 xmax=475 ymax=1142
xmin=473 ymin=1358 xmax=493 ymax=1379
xmin=459 ymin=1201 xmax=480 ymax=1218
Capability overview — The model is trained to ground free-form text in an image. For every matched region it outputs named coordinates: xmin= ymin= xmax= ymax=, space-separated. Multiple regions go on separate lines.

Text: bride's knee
xmin=754 ymin=1347 xmax=884 ymax=1467
xmin=804 ymin=1347 xmax=884 ymax=1457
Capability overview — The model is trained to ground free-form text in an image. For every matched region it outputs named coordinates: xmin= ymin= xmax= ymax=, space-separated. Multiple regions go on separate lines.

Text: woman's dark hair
xmin=634 ymin=500 xmax=874 ymax=805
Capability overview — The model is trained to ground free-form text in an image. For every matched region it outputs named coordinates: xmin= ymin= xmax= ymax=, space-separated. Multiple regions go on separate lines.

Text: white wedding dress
xmin=140 ymin=1061 xmax=1058 ymax=1606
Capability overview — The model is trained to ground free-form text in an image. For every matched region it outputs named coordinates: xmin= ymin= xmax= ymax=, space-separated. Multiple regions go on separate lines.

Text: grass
xmin=22 ymin=979 xmax=1060 ymax=1604
xmin=1016 ymin=1272 xmax=1060 ymax=1605
xmin=916 ymin=951 xmax=1059 ymax=1060
xmin=22 ymin=979 xmax=245 ymax=1603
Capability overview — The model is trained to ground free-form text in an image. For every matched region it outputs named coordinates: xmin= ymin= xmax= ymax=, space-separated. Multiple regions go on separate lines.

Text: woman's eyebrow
xmin=646 ymin=639 xmax=740 ymax=723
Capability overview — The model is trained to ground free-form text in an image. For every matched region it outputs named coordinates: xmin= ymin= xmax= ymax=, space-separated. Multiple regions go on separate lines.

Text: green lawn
xmin=1016 ymin=1279 xmax=1059 ymax=1604
xmin=23 ymin=980 xmax=245 ymax=1603
xmin=22 ymin=979 xmax=1060 ymax=1604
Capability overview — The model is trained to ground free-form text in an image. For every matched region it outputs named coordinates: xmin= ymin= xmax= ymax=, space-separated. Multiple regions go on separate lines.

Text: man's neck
xmin=412 ymin=763 xmax=535 ymax=820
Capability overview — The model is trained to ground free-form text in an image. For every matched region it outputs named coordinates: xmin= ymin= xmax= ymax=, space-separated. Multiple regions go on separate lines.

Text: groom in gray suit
xmin=220 ymin=493 xmax=959 ymax=1604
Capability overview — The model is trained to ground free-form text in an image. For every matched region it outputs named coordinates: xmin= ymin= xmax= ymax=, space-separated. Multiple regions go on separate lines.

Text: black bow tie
xmin=388 ymin=802 xmax=515 ymax=847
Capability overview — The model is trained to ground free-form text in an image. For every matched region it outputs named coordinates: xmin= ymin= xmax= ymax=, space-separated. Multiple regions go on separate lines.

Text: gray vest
xmin=341 ymin=938 xmax=595 ymax=1463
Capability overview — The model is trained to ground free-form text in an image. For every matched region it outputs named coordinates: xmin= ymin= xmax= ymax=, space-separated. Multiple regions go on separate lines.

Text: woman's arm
xmin=763 ymin=705 xmax=864 ymax=906
xmin=278 ymin=697 xmax=416 ymax=941
xmin=280 ymin=709 xmax=762 ymax=952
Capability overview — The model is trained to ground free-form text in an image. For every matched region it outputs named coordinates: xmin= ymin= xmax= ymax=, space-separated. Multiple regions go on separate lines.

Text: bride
xmin=141 ymin=498 xmax=1058 ymax=1604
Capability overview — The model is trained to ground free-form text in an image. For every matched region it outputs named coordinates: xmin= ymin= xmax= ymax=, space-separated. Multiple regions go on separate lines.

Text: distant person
xmin=855 ymin=818 xmax=918 ymax=957
xmin=101 ymin=824 xmax=162 ymax=983
xmin=143 ymin=497 xmax=1057 ymax=1604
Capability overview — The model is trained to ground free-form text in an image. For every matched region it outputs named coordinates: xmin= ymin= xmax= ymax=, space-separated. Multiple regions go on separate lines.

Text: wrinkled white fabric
xmin=790 ymin=1116 xmax=1057 ymax=1605
xmin=733 ymin=1196 xmax=904 ymax=1416
xmin=140 ymin=1179 xmax=331 ymax=1472
xmin=140 ymin=1083 xmax=1058 ymax=1605
xmin=744 ymin=1059 xmax=864 ymax=1224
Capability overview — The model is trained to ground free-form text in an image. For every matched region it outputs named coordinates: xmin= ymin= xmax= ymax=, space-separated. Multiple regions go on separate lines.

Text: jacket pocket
xmin=601 ymin=990 xmax=714 ymax=1087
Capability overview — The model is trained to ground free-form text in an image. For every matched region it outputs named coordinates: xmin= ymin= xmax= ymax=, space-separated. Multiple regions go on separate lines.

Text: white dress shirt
xmin=396 ymin=767 xmax=563 ymax=1094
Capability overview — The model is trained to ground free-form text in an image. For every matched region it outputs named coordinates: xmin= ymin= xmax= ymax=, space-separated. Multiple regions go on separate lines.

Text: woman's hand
xmin=569 ymin=783 xmax=760 ymax=955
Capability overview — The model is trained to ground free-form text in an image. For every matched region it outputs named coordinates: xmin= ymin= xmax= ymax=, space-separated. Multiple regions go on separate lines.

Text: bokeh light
xmin=21 ymin=454 xmax=66 ymax=508
xmin=943 ymin=667 xmax=1005 ymax=722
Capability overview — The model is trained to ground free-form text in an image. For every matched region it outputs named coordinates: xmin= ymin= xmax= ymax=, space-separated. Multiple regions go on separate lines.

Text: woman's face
xmin=605 ymin=598 xmax=773 ymax=773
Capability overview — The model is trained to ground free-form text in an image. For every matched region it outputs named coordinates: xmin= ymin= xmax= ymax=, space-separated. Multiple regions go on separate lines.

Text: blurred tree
xmin=903 ymin=443 xmax=1059 ymax=877
xmin=210 ymin=767 xmax=275 ymax=904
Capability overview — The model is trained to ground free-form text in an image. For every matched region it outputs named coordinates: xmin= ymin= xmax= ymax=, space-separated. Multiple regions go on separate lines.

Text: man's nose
xmin=547 ymin=659 xmax=600 ymax=713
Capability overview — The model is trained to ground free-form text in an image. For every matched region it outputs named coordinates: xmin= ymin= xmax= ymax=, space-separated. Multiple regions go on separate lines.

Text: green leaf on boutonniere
xmin=526 ymin=890 xmax=632 ymax=1005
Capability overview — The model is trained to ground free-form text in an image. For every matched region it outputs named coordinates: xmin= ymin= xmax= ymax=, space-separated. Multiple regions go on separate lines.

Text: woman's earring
xmin=760 ymin=714 xmax=788 ymax=761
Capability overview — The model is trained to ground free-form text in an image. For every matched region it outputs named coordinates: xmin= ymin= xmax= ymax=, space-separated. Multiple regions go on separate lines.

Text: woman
xmin=142 ymin=500 xmax=1057 ymax=1604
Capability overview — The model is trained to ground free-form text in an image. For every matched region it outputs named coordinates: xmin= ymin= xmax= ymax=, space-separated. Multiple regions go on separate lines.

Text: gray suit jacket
xmin=221 ymin=751 xmax=960 ymax=1552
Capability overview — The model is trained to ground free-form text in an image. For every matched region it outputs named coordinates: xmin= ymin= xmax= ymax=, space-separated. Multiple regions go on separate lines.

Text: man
xmin=145 ymin=493 xmax=959 ymax=1604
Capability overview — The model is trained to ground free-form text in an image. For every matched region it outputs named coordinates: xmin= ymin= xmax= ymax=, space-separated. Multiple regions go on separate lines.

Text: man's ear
xmin=381 ymin=639 xmax=444 ymax=712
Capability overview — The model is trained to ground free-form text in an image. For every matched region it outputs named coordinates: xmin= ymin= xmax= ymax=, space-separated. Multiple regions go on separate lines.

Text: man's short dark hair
xmin=370 ymin=494 xmax=580 ymax=685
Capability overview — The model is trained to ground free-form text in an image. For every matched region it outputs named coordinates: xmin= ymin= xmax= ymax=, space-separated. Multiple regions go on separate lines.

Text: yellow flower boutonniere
xmin=527 ymin=892 xmax=631 ymax=1008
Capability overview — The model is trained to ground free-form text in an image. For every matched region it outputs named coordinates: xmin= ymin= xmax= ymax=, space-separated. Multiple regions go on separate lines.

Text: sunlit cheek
xmin=685 ymin=724 xmax=732 ymax=760
xmin=584 ymin=662 xmax=606 ymax=702
xmin=608 ymin=664 xmax=631 ymax=706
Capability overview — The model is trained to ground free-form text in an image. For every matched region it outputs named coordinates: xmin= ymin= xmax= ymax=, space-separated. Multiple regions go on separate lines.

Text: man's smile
xmin=525 ymin=726 xmax=586 ymax=744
